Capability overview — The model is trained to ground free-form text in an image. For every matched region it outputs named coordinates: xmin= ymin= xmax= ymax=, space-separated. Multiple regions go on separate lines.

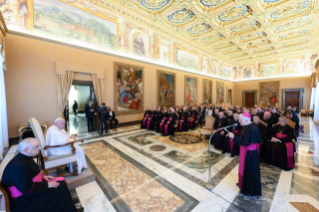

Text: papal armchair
xmin=29 ymin=117 xmax=84 ymax=176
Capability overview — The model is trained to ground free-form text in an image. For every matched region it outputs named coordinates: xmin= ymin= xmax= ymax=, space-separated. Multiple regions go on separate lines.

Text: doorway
xmin=242 ymin=90 xmax=257 ymax=108
xmin=65 ymin=80 xmax=97 ymax=134
xmin=282 ymin=88 xmax=304 ymax=111
xmin=227 ymin=89 xmax=232 ymax=104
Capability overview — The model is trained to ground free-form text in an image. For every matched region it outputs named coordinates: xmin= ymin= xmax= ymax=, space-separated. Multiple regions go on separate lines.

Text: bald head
xmin=264 ymin=111 xmax=270 ymax=119
xmin=18 ymin=138 xmax=41 ymax=156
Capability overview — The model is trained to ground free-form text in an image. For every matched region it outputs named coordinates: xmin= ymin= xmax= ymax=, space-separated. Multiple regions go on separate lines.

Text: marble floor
xmin=68 ymin=116 xmax=319 ymax=212
xmin=3 ymin=116 xmax=319 ymax=212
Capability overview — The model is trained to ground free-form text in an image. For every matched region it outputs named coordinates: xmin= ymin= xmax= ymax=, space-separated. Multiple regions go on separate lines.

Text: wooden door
xmin=285 ymin=91 xmax=300 ymax=111
xmin=245 ymin=93 xmax=255 ymax=108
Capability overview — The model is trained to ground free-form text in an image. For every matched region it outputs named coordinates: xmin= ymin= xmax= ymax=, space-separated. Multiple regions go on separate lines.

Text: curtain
xmin=92 ymin=74 xmax=102 ymax=106
xmin=57 ymin=71 xmax=74 ymax=118
xmin=0 ymin=52 xmax=8 ymax=159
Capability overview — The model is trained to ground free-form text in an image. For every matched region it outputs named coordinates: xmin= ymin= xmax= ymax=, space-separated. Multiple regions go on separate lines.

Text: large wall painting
xmin=208 ymin=59 xmax=218 ymax=75
xmin=114 ymin=62 xmax=143 ymax=115
xmin=184 ymin=76 xmax=198 ymax=105
xmin=242 ymin=66 xmax=253 ymax=79
xmin=203 ymin=79 xmax=212 ymax=104
xmin=285 ymin=59 xmax=303 ymax=74
xmin=259 ymin=61 xmax=279 ymax=78
xmin=219 ymin=66 xmax=232 ymax=79
xmin=157 ymin=70 xmax=176 ymax=107
xmin=259 ymin=81 xmax=280 ymax=107
xmin=216 ymin=81 xmax=224 ymax=103
xmin=34 ymin=0 xmax=118 ymax=50
xmin=201 ymin=55 xmax=209 ymax=73
xmin=175 ymin=45 xmax=199 ymax=71
xmin=232 ymin=66 xmax=239 ymax=80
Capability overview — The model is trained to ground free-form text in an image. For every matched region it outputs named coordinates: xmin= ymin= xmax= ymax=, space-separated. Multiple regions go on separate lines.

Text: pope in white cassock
xmin=46 ymin=118 xmax=87 ymax=174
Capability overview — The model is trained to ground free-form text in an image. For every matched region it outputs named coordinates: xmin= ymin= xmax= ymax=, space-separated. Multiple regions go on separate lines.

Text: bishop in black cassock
xmin=162 ymin=107 xmax=178 ymax=136
xmin=265 ymin=116 xmax=295 ymax=171
xmin=141 ymin=107 xmax=151 ymax=129
xmin=179 ymin=107 xmax=190 ymax=132
xmin=228 ymin=112 xmax=262 ymax=196
xmin=2 ymin=138 xmax=77 ymax=212
xmin=211 ymin=112 xmax=228 ymax=149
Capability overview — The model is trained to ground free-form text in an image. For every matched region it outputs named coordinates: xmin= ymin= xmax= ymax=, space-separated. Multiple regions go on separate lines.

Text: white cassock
xmin=46 ymin=125 xmax=87 ymax=174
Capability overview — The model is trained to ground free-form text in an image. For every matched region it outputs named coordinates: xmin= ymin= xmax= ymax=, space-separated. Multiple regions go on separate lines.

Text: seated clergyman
xmin=264 ymin=116 xmax=295 ymax=171
xmin=2 ymin=138 xmax=80 ymax=212
xmin=46 ymin=118 xmax=87 ymax=174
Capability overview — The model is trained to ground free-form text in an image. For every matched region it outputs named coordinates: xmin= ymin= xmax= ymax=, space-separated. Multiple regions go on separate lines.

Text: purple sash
xmin=142 ymin=114 xmax=149 ymax=127
xmin=238 ymin=143 xmax=259 ymax=189
xmin=275 ymin=133 xmax=294 ymax=168
xmin=8 ymin=172 xmax=66 ymax=198
xmin=160 ymin=117 xmax=167 ymax=132
xmin=164 ymin=118 xmax=173 ymax=135
xmin=190 ymin=114 xmax=195 ymax=128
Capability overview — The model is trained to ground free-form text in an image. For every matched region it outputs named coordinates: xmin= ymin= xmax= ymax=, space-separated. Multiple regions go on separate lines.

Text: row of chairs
xmin=301 ymin=104 xmax=315 ymax=116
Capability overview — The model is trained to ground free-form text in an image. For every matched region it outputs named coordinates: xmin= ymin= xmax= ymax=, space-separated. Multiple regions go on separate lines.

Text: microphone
xmin=223 ymin=123 xmax=238 ymax=133
xmin=225 ymin=123 xmax=238 ymax=128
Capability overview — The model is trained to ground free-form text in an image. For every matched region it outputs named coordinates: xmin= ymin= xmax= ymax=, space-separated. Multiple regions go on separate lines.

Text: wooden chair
xmin=29 ymin=117 xmax=84 ymax=177
xmin=300 ymin=105 xmax=308 ymax=116
xmin=200 ymin=115 xmax=215 ymax=139
xmin=308 ymin=104 xmax=315 ymax=116
xmin=0 ymin=181 xmax=10 ymax=212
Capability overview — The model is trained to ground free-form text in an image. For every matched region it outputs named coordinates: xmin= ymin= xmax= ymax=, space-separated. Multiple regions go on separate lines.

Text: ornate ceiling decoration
xmin=83 ymin=0 xmax=318 ymax=65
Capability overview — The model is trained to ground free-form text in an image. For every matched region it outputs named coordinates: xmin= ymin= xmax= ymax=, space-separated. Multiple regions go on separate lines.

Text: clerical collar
xmin=20 ymin=152 xmax=33 ymax=157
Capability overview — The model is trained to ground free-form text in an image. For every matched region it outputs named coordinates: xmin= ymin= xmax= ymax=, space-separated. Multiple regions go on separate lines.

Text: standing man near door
xmin=72 ymin=100 xmax=78 ymax=116
xmin=85 ymin=100 xmax=96 ymax=132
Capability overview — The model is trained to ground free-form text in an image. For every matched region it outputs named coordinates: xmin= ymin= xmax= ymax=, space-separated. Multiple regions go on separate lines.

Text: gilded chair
xmin=300 ymin=105 xmax=308 ymax=116
xmin=200 ymin=115 xmax=215 ymax=139
xmin=29 ymin=117 xmax=84 ymax=177
xmin=308 ymin=105 xmax=315 ymax=116
xmin=0 ymin=181 xmax=10 ymax=212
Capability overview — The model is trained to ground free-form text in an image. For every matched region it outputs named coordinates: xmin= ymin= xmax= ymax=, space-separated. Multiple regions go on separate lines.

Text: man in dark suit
xmin=85 ymin=100 xmax=96 ymax=132
xmin=107 ymin=108 xmax=119 ymax=130
xmin=198 ymin=104 xmax=206 ymax=127
xmin=98 ymin=103 xmax=108 ymax=135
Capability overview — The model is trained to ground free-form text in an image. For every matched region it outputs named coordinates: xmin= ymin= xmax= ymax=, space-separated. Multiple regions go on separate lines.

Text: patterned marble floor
xmin=67 ymin=116 xmax=319 ymax=212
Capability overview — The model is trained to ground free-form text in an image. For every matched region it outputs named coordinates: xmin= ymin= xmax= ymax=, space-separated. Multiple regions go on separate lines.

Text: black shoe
xmin=236 ymin=183 xmax=239 ymax=187
xmin=76 ymin=207 xmax=84 ymax=212
xmin=221 ymin=151 xmax=226 ymax=155
xmin=72 ymin=198 xmax=79 ymax=204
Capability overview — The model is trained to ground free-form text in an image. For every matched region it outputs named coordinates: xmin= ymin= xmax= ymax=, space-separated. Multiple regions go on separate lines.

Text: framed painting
xmin=216 ymin=81 xmax=224 ymax=103
xmin=219 ymin=66 xmax=232 ymax=79
xmin=242 ymin=66 xmax=253 ymax=79
xmin=175 ymin=45 xmax=199 ymax=71
xmin=202 ymin=79 xmax=212 ymax=104
xmin=184 ymin=76 xmax=198 ymax=105
xmin=114 ymin=62 xmax=144 ymax=115
xmin=157 ymin=70 xmax=176 ymax=107
xmin=260 ymin=61 xmax=279 ymax=78
xmin=259 ymin=81 xmax=280 ymax=107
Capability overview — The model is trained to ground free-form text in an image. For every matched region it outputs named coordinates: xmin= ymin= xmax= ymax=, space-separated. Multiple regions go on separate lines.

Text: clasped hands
xmin=212 ymin=129 xmax=225 ymax=135
xmin=69 ymin=134 xmax=77 ymax=139
xmin=44 ymin=176 xmax=60 ymax=188
xmin=270 ymin=137 xmax=280 ymax=143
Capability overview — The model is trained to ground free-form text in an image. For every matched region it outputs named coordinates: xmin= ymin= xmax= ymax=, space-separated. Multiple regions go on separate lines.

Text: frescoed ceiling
xmin=48 ymin=0 xmax=319 ymax=65
xmin=1 ymin=0 xmax=318 ymax=80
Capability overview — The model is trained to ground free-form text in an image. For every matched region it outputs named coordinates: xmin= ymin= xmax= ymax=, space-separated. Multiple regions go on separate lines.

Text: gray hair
xmin=17 ymin=138 xmax=35 ymax=152
xmin=54 ymin=118 xmax=64 ymax=124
